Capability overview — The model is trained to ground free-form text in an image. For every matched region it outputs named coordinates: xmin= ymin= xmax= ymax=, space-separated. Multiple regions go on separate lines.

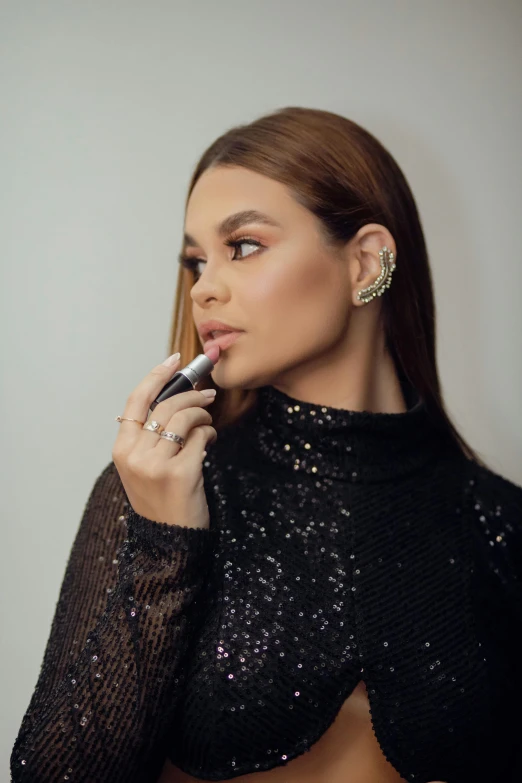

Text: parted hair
xmin=168 ymin=106 xmax=486 ymax=466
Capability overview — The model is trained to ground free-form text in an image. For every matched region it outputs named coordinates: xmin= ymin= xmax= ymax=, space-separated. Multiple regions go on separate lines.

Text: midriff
xmin=156 ymin=680 xmax=407 ymax=783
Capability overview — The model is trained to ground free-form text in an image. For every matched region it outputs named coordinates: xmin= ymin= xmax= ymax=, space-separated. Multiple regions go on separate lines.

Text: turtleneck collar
xmin=245 ymin=379 xmax=454 ymax=484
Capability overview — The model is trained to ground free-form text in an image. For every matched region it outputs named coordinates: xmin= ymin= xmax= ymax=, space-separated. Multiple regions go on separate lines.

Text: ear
xmin=348 ymin=224 xmax=396 ymax=307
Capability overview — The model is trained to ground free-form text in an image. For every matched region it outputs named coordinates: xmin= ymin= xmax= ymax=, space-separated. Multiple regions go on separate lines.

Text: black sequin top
xmin=11 ymin=383 xmax=522 ymax=783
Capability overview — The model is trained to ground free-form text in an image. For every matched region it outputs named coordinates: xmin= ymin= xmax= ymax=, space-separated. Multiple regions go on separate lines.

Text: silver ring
xmin=159 ymin=431 xmax=185 ymax=448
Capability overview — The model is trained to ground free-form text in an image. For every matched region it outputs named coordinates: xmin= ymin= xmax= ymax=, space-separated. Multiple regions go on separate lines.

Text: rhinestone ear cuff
xmin=356 ymin=246 xmax=396 ymax=304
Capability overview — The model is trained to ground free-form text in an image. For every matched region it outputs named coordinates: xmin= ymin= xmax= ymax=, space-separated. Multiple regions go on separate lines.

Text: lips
xmin=203 ymin=330 xmax=244 ymax=352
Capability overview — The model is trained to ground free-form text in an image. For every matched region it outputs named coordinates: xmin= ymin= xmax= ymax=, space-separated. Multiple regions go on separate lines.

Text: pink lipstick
xmin=203 ymin=330 xmax=244 ymax=353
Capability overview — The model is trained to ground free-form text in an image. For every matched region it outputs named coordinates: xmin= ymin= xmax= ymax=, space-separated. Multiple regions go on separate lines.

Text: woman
xmin=11 ymin=107 xmax=522 ymax=783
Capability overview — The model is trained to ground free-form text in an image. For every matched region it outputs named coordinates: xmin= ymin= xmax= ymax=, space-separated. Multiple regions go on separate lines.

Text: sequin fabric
xmin=10 ymin=383 xmax=522 ymax=783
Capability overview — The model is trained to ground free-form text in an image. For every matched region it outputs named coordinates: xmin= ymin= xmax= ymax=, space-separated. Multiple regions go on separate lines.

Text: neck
xmin=268 ymin=324 xmax=407 ymax=414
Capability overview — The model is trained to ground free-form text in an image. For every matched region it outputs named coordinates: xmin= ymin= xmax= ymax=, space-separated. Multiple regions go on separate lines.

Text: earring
xmin=356 ymin=246 xmax=396 ymax=304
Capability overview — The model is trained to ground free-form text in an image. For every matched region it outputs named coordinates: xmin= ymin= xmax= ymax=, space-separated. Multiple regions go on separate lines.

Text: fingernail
xmin=162 ymin=352 xmax=180 ymax=366
xmin=200 ymin=388 xmax=217 ymax=398
xmin=202 ymin=450 xmax=207 ymax=459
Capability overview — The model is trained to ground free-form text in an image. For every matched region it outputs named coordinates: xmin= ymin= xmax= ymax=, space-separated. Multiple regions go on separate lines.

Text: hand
xmin=112 ymin=354 xmax=218 ymax=529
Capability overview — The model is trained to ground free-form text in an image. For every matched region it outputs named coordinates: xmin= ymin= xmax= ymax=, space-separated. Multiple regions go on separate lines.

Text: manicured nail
xmin=162 ymin=352 xmax=180 ymax=366
xmin=200 ymin=388 xmax=217 ymax=398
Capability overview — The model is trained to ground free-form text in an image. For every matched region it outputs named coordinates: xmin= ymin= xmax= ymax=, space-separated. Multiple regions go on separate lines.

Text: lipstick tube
xmin=150 ymin=353 xmax=216 ymax=411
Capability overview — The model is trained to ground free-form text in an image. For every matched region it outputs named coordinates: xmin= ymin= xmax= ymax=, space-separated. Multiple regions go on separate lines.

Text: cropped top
xmin=11 ymin=382 xmax=522 ymax=783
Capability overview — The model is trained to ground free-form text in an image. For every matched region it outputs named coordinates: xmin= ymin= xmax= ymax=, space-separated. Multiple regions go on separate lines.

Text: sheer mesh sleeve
xmin=10 ymin=461 xmax=218 ymax=783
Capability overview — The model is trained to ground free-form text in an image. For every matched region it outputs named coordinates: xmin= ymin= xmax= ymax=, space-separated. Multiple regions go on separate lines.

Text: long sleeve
xmin=465 ymin=460 xmax=522 ymax=782
xmin=10 ymin=461 xmax=218 ymax=783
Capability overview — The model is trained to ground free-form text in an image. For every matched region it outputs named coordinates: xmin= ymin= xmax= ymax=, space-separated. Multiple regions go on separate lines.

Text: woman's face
xmin=183 ymin=165 xmax=375 ymax=392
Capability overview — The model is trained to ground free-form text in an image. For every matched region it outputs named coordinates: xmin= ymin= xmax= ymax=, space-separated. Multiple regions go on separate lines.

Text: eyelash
xmin=179 ymin=236 xmax=264 ymax=277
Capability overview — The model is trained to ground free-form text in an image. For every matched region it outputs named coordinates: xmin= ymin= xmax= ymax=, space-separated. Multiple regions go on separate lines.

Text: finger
xmin=134 ymin=392 xmax=215 ymax=455
xmin=166 ymin=424 xmax=217 ymax=464
xmin=131 ymin=355 xmax=182 ymax=416
xmin=145 ymin=407 xmax=213 ymax=457
xmin=116 ymin=360 xmax=212 ymax=452
xmin=127 ymin=401 xmax=213 ymax=458
xmin=115 ymin=355 xmax=181 ymax=440
xmin=150 ymin=388 xmax=216 ymax=423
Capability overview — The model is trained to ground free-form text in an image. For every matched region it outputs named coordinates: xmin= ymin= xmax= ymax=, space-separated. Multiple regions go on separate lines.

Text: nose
xmin=190 ymin=265 xmax=229 ymax=308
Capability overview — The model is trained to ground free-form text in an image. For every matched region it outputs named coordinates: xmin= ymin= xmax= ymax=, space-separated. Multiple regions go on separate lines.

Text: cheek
xmin=246 ymin=257 xmax=346 ymax=342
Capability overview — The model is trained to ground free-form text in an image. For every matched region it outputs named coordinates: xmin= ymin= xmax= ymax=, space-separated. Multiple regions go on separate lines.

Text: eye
xmin=179 ymin=236 xmax=264 ymax=280
xmin=227 ymin=238 xmax=262 ymax=261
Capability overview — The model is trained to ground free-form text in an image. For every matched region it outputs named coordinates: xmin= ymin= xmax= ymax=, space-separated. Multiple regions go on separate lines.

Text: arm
xmin=465 ymin=461 xmax=522 ymax=782
xmin=10 ymin=461 xmax=217 ymax=783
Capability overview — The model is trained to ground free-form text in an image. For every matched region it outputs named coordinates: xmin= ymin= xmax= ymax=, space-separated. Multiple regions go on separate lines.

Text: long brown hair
xmin=167 ymin=106 xmax=487 ymax=466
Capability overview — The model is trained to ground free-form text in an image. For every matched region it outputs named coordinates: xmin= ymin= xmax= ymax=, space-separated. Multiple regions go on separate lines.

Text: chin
xmin=209 ymin=354 xmax=276 ymax=392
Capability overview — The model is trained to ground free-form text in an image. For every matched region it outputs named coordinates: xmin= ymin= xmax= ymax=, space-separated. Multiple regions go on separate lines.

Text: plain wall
xmin=2 ymin=0 xmax=521 ymax=771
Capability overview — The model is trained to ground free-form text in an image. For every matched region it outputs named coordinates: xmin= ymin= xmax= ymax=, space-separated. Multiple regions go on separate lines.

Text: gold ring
xmin=115 ymin=416 xmax=146 ymax=425
xmin=142 ymin=420 xmax=166 ymax=435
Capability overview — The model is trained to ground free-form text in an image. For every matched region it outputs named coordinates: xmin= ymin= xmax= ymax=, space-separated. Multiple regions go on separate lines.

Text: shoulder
xmin=463 ymin=458 xmax=522 ymax=593
xmin=464 ymin=458 xmax=522 ymax=518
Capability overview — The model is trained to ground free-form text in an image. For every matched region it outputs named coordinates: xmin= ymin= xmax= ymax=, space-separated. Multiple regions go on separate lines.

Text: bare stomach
xmin=156 ymin=680 xmax=407 ymax=783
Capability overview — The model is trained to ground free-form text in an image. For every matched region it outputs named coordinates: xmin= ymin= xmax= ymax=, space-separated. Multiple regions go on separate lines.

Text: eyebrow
xmin=182 ymin=209 xmax=283 ymax=250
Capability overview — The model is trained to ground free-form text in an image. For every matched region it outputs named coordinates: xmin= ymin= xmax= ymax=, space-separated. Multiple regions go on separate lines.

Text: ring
xmin=142 ymin=420 xmax=166 ymax=435
xmin=159 ymin=431 xmax=185 ymax=448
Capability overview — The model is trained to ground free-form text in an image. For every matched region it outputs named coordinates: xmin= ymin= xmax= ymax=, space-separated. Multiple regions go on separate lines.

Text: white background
xmin=2 ymin=0 xmax=521 ymax=771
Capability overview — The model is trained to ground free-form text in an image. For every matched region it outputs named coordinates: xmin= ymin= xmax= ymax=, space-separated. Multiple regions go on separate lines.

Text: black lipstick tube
xmin=149 ymin=353 xmax=216 ymax=412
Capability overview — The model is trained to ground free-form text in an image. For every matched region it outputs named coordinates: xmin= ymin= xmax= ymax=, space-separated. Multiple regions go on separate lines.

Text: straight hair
xmin=167 ymin=106 xmax=487 ymax=467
